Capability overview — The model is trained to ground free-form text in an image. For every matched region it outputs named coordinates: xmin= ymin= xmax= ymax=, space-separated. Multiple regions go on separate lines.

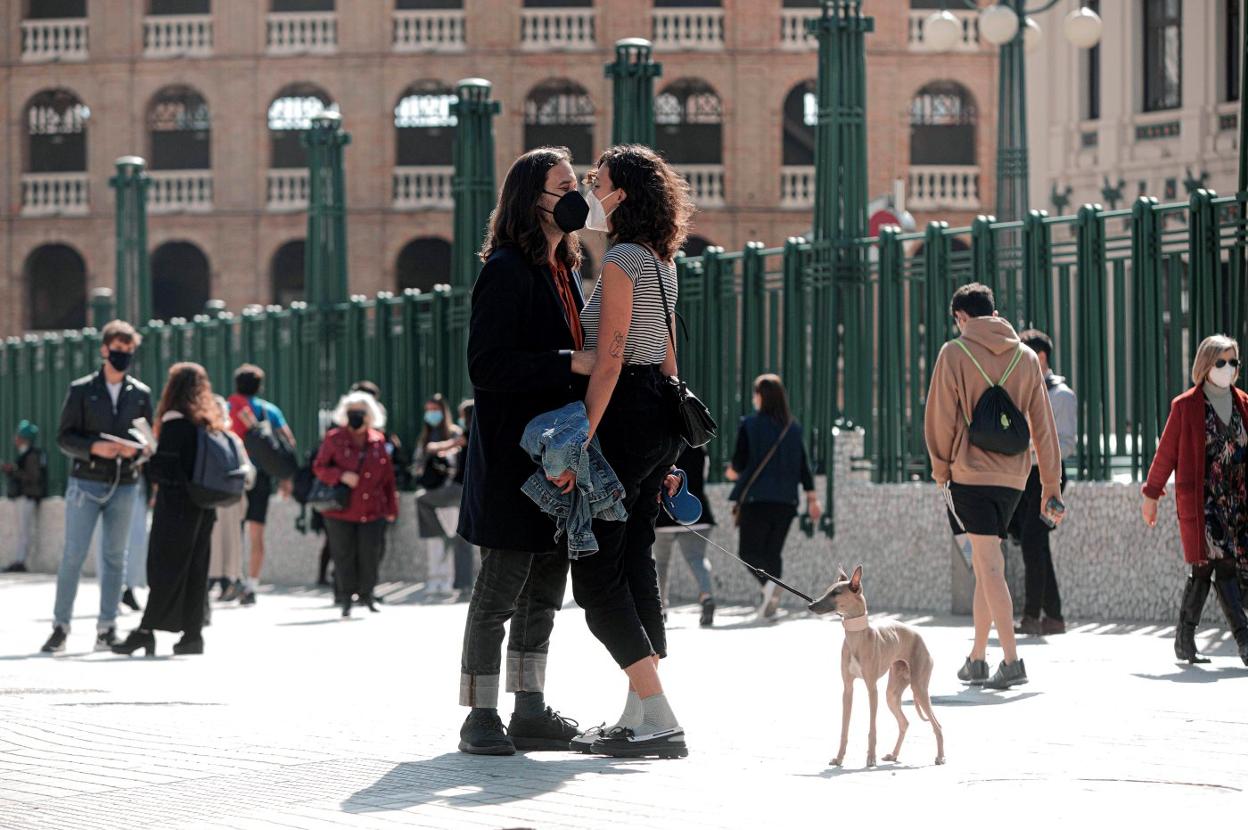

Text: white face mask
xmin=1208 ymin=364 xmax=1238 ymax=389
xmin=584 ymin=188 xmax=620 ymax=233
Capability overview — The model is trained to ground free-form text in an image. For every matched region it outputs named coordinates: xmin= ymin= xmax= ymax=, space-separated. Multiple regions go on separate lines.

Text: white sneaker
xmin=757 ymin=582 xmax=780 ymax=620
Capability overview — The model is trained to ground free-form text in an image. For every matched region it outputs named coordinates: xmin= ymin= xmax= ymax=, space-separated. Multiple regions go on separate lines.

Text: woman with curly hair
xmin=113 ymin=363 xmax=228 ymax=657
xmin=559 ymin=144 xmax=696 ymax=758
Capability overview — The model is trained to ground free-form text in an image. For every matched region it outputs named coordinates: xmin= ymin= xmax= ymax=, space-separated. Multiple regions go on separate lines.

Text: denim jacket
xmin=520 ymin=402 xmax=627 ymax=557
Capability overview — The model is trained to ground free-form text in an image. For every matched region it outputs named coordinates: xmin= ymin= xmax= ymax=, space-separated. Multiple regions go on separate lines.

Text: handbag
xmin=731 ymin=419 xmax=794 ymax=528
xmin=243 ymin=409 xmax=299 ymax=480
xmin=305 ymin=439 xmax=364 ymax=514
xmin=653 ymin=253 xmax=718 ymax=448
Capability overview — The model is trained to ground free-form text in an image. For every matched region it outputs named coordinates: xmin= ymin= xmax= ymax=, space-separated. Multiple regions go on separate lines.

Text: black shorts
xmin=945 ymin=482 xmax=1023 ymax=539
xmin=245 ymin=470 xmax=273 ymax=525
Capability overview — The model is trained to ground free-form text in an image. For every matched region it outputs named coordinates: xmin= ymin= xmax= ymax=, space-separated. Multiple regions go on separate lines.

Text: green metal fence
xmin=0 ymin=288 xmax=471 ymax=496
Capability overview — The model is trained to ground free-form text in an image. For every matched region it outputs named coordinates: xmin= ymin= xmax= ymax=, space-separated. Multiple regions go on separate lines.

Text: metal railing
xmin=393 ymin=9 xmax=465 ymax=52
xmin=143 ymin=14 xmax=213 ymax=58
xmin=0 ymin=291 xmax=471 ymax=497
xmin=21 ymin=18 xmax=88 ymax=62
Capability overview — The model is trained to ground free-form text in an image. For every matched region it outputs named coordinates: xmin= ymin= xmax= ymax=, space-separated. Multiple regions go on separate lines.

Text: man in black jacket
xmin=455 ymin=148 xmax=595 ymax=755
xmin=42 ymin=320 xmax=153 ymax=654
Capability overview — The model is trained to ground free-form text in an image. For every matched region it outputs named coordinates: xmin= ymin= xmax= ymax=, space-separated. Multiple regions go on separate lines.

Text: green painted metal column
xmin=109 ymin=156 xmax=151 ymax=326
xmin=607 ymin=38 xmax=661 ymax=147
xmin=90 ymin=288 xmax=115 ymax=329
xmin=993 ymin=1 xmax=1029 ymax=223
xmin=302 ymin=111 xmax=351 ymax=309
xmin=451 ymin=79 xmax=500 ymax=290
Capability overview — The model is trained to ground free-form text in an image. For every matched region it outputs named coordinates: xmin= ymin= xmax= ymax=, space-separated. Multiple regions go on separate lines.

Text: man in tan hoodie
xmin=924 ymin=283 xmax=1065 ymax=690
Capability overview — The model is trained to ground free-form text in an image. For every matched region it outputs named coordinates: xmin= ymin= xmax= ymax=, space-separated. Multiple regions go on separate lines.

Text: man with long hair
xmin=455 ymin=147 xmax=595 ymax=755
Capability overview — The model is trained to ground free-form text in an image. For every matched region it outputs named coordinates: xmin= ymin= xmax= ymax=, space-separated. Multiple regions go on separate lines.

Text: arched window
xmin=26 ymin=244 xmax=86 ymax=330
xmin=909 ymin=81 xmax=976 ymax=166
xmin=682 ymin=235 xmax=714 ymax=258
xmin=782 ymin=80 xmax=816 ymax=166
xmin=151 ymin=242 xmax=210 ymax=320
xmin=395 ymin=82 xmax=456 ymax=166
xmin=524 ymin=79 xmax=595 ymax=163
xmin=147 ymin=86 xmax=210 ymax=170
xmin=268 ymin=83 xmax=337 ymax=168
xmin=655 ymin=78 xmax=722 ymax=164
xmin=271 ymin=239 xmax=305 ymax=305
xmin=396 ymin=237 xmax=452 ymax=292
xmin=25 ymin=89 xmax=90 ymax=173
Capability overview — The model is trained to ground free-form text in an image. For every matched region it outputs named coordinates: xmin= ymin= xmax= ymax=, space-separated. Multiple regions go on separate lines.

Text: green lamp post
xmin=606 ymin=37 xmax=661 ymax=147
xmin=109 ymin=156 xmax=152 ymax=326
xmin=451 ymin=79 xmax=500 ymax=290
xmin=302 ymin=111 xmax=351 ymax=308
xmin=923 ymin=1 xmax=1103 ymax=222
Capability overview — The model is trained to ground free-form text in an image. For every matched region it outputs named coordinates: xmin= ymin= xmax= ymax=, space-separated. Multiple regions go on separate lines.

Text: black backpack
xmin=952 ymin=339 xmax=1031 ymax=456
xmin=189 ymin=427 xmax=248 ymax=509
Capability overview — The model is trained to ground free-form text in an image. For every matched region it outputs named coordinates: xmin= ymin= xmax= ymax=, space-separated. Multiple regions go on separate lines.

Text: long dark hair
xmin=754 ymin=373 xmax=792 ymax=427
xmin=590 ymin=144 xmax=694 ymax=262
xmin=155 ymin=362 xmax=226 ymax=437
xmin=480 ymin=147 xmax=583 ymax=271
xmin=419 ymin=394 xmax=453 ymax=447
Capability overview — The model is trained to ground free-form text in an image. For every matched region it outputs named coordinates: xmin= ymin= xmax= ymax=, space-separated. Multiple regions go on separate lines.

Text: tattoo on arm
xmin=608 ymin=331 xmax=626 ymax=359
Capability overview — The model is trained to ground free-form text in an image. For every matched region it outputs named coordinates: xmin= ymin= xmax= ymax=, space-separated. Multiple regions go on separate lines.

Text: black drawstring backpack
xmin=952 ymin=339 xmax=1031 ymax=456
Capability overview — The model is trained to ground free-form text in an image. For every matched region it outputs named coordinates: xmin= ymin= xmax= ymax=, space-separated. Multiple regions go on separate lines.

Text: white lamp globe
xmin=1063 ymin=5 xmax=1103 ymax=48
xmin=924 ymin=10 xmax=962 ymax=52
xmin=1023 ymin=16 xmax=1043 ymax=52
xmin=979 ymin=3 xmax=1020 ymax=46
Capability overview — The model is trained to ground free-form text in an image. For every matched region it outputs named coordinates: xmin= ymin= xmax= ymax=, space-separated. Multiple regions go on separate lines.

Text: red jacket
xmin=1143 ymin=384 xmax=1248 ymax=564
xmin=313 ymin=427 xmax=399 ymax=524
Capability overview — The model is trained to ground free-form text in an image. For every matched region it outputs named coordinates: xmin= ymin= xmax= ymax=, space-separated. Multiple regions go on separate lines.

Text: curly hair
xmin=588 ymin=145 xmax=695 ymax=262
xmin=155 ymin=362 xmax=226 ymax=437
xmin=480 ymin=147 xmax=583 ymax=271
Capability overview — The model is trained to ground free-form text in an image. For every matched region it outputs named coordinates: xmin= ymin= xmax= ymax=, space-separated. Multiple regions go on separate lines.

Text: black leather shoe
xmin=590 ymin=725 xmax=688 ymax=759
xmin=94 ymin=628 xmax=119 ymax=652
xmin=121 ymin=588 xmax=142 ymax=612
xmin=173 ymin=634 xmax=204 ymax=655
xmin=458 ymin=709 xmax=515 ymax=756
xmin=40 ymin=626 xmax=68 ymax=654
xmin=508 ymin=707 xmax=580 ymax=751
xmin=111 ymin=629 xmax=156 ymax=657
xmin=699 ymin=596 xmax=716 ymax=627
xmin=1175 ymin=572 xmax=1212 ymax=663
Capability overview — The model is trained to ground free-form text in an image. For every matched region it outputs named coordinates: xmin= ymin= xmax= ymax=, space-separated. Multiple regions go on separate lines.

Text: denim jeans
xmin=571 ymin=365 xmax=684 ymax=669
xmin=124 ymin=481 xmax=150 ymax=590
xmin=54 ymin=478 xmax=137 ymax=631
xmin=459 ymin=548 xmax=568 ymax=708
xmin=14 ymin=498 xmax=38 ymax=564
xmin=653 ymin=529 xmax=713 ymax=608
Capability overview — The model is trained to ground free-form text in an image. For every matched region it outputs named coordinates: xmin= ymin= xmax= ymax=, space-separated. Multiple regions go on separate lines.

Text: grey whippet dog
xmin=809 ymin=565 xmax=945 ymax=767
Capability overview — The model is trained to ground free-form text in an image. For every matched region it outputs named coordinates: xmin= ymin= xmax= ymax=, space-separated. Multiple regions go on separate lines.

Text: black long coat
xmin=457 ymin=245 xmax=585 ymax=554
xmin=142 ymin=416 xmax=216 ymax=634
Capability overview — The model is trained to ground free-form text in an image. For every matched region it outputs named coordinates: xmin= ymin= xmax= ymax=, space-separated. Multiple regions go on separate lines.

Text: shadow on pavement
xmin=931 ymin=688 xmax=1041 ymax=706
xmin=342 ymin=752 xmax=644 ymax=813
xmin=1132 ymin=665 xmax=1248 ymax=684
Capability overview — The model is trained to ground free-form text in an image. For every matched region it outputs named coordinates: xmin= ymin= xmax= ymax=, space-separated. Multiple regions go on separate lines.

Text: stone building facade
xmin=1 ymin=0 xmax=997 ymax=336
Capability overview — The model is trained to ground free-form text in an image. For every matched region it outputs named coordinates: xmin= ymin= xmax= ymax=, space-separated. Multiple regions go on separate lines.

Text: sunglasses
xmin=1215 ymin=358 xmax=1241 ymax=369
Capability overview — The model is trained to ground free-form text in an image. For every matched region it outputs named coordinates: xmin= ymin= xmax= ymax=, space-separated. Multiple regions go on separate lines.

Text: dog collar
xmin=841 ymin=614 xmax=869 ymax=632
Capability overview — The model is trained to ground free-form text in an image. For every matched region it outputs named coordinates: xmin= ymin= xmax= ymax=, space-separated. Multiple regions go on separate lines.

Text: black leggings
xmin=324 ymin=518 xmax=385 ymax=602
xmin=737 ymin=502 xmax=797 ymax=584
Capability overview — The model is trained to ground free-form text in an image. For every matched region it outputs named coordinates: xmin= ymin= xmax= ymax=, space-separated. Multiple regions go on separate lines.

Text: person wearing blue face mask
xmin=415 ymin=394 xmax=463 ymax=595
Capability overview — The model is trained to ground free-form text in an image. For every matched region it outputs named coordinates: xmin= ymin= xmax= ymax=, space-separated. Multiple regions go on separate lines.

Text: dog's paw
xmin=935 ymin=756 xmax=946 ymax=766
xmin=866 ymin=757 xmax=876 ymax=768
xmin=882 ymin=753 xmax=898 ymax=762
xmin=830 ymin=756 xmax=843 ymax=767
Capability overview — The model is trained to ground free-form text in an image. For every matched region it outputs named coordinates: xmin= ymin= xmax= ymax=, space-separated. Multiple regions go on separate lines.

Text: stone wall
xmin=3 ymin=429 xmax=1195 ymax=622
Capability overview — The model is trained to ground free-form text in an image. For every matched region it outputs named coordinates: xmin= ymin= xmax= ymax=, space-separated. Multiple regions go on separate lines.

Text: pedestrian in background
xmin=3 ymin=420 xmax=47 ymax=573
xmin=42 ymin=320 xmax=152 ymax=655
xmin=653 ymin=443 xmax=716 ymax=627
xmin=1142 ymin=334 xmax=1248 ymax=666
xmin=209 ymin=395 xmax=253 ymax=603
xmin=415 ymin=393 xmax=465 ymax=595
xmin=726 ymin=373 xmax=822 ymax=621
xmin=120 ymin=469 xmax=151 ymax=613
xmin=452 ymin=400 xmax=477 ymax=593
xmin=313 ymin=391 xmax=397 ymax=618
xmin=113 ymin=363 xmax=225 ymax=657
xmin=1009 ymin=329 xmax=1077 ymax=637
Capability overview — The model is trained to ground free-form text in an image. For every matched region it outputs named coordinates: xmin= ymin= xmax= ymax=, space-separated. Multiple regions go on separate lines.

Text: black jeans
xmin=459 ymin=548 xmax=568 ymax=708
xmin=1007 ymin=466 xmax=1066 ymax=621
xmin=571 ymin=366 xmax=683 ymax=669
xmin=323 ymin=518 xmax=385 ymax=603
xmin=737 ymin=502 xmax=797 ymax=584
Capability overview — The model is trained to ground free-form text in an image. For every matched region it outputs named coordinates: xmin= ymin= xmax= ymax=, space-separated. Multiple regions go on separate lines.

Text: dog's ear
xmin=836 ymin=565 xmax=849 ymax=582
xmin=849 ymin=565 xmax=863 ymax=593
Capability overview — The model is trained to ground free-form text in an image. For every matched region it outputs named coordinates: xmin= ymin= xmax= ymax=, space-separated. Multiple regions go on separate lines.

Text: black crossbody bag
xmin=652 ymin=252 xmax=717 ymax=448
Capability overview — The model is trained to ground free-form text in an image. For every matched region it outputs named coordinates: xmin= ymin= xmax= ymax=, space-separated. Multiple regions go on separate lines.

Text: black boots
xmin=1175 ymin=572 xmax=1212 ymax=663
xmin=1213 ymin=575 xmax=1248 ymax=666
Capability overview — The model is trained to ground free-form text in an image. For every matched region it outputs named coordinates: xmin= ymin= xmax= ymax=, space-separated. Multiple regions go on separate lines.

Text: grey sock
xmin=616 ymin=691 xmax=642 ymax=729
xmin=514 ymin=691 xmax=545 ymax=718
xmin=638 ymin=692 xmax=680 ymax=734
xmin=469 ymin=706 xmax=497 ymax=718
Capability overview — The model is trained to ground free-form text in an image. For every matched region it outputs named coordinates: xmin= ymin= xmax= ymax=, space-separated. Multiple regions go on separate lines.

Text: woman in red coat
xmin=314 ymin=392 xmax=398 ymax=618
xmin=1142 ymin=335 xmax=1248 ymax=665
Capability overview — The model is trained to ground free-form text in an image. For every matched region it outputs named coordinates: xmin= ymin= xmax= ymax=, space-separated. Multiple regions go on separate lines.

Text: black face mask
xmin=347 ymin=411 xmax=366 ymax=430
xmin=541 ymin=189 xmax=589 ymax=234
xmin=107 ymin=350 xmax=133 ymax=373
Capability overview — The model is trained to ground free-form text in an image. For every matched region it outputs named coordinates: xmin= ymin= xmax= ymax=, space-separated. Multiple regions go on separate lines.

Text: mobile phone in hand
xmin=1040 ymin=496 xmax=1066 ymax=529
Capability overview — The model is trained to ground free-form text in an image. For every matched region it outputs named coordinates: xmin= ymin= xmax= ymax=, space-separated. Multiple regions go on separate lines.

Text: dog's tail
xmin=912 ymin=643 xmax=939 ymax=727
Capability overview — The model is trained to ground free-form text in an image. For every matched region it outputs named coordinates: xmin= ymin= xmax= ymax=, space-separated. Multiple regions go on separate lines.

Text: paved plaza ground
xmin=0 ymin=572 xmax=1244 ymax=829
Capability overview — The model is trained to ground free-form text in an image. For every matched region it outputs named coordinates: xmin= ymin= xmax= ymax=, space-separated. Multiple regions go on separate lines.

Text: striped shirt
xmin=582 ymin=242 xmax=677 ymax=365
